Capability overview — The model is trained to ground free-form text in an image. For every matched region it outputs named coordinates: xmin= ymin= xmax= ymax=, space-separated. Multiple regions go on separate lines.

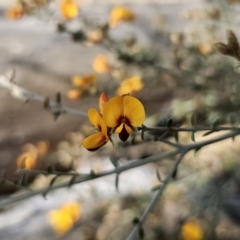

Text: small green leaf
xmin=167 ymin=118 xmax=173 ymax=128
xmin=56 ymin=92 xmax=61 ymax=104
xmin=115 ymin=174 xmax=119 ymax=191
xmin=69 ymin=175 xmax=77 ymax=187
xmin=139 ymin=227 xmax=145 ymax=240
xmin=43 ymin=97 xmax=50 ymax=110
xmin=191 ymin=131 xmax=195 ymax=142
xmin=50 ymin=175 xmax=58 ymax=186
xmin=173 ymin=131 xmax=179 ymax=142
xmin=203 ymin=130 xmax=215 ymax=136
xmin=156 ymin=169 xmax=162 ymax=182
xmin=190 ymin=114 xmax=196 ymax=126
xmin=47 ymin=165 xmax=54 ymax=174
xmin=172 ymin=168 xmax=177 ymax=179
xmin=109 ymin=157 xmax=119 ymax=168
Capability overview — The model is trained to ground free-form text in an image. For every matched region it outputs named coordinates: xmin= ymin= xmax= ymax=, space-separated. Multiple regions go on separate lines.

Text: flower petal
xmin=125 ymin=124 xmax=133 ymax=134
xmin=123 ymin=96 xmax=145 ymax=126
xmin=115 ymin=123 xmax=124 ymax=134
xmin=103 ymin=96 xmax=124 ymax=127
xmin=81 ymin=132 xmax=108 ymax=151
xmin=99 ymin=92 xmax=109 ymax=113
xmin=118 ymin=125 xmax=130 ymax=142
xmin=88 ymin=108 xmax=102 ymax=129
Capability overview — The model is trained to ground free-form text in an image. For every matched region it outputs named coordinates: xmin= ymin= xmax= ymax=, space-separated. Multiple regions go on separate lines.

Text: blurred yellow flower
xmin=16 ymin=143 xmax=38 ymax=170
xmin=86 ymin=29 xmax=104 ymax=45
xmin=109 ymin=5 xmax=135 ymax=27
xmin=93 ymin=55 xmax=112 ymax=73
xmin=48 ymin=201 xmax=81 ymax=236
xmin=198 ymin=42 xmax=213 ymax=55
xmin=181 ymin=221 xmax=204 ymax=240
xmin=71 ymin=74 xmax=97 ymax=87
xmin=60 ymin=0 xmax=79 ymax=20
xmin=36 ymin=140 xmax=50 ymax=155
xmin=7 ymin=4 xmax=24 ymax=20
xmin=116 ymin=76 xmax=143 ymax=95
xmin=67 ymin=89 xmax=82 ymax=100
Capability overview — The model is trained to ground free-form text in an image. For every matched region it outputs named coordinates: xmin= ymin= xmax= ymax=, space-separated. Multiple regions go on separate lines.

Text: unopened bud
xmin=214 ymin=42 xmax=231 ymax=55
xmin=227 ymin=30 xmax=239 ymax=53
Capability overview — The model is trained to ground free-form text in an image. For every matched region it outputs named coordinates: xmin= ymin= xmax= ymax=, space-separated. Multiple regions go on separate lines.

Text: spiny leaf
xmin=172 ymin=167 xmax=178 ymax=179
xmin=139 ymin=227 xmax=145 ymax=240
xmin=42 ymin=190 xmax=49 ymax=199
xmin=50 ymin=175 xmax=58 ymax=186
xmin=167 ymin=118 xmax=173 ymax=128
xmin=190 ymin=114 xmax=196 ymax=126
xmin=173 ymin=131 xmax=179 ymax=142
xmin=43 ymin=97 xmax=50 ymax=110
xmin=191 ymin=131 xmax=195 ymax=142
xmin=203 ymin=130 xmax=215 ymax=137
xmin=47 ymin=165 xmax=54 ymax=174
xmin=109 ymin=157 xmax=119 ymax=168
xmin=69 ymin=175 xmax=77 ymax=187
xmin=115 ymin=174 xmax=119 ymax=191
xmin=195 ymin=147 xmax=202 ymax=154
xmin=156 ymin=169 xmax=162 ymax=182
xmin=160 ymin=118 xmax=167 ymax=127
xmin=56 ymin=92 xmax=61 ymax=104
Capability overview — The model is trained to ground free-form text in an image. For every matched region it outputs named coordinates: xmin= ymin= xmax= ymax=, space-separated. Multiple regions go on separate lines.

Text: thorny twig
xmin=0 ymin=75 xmax=87 ymax=118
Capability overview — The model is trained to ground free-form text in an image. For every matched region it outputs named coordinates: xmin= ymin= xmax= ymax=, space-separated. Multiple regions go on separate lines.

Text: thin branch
xmin=140 ymin=126 xmax=240 ymax=132
xmin=0 ymin=130 xmax=239 ymax=208
xmin=0 ymin=75 xmax=87 ymax=118
xmin=126 ymin=151 xmax=187 ymax=240
xmin=125 ymin=129 xmax=240 ymax=240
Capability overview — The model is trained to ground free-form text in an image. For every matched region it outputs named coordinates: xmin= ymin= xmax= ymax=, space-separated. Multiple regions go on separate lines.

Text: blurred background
xmin=1 ymin=0 xmax=240 ymax=239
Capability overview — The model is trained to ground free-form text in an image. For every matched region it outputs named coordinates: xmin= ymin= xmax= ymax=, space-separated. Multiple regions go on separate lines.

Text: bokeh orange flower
xmin=116 ymin=76 xmax=143 ymax=95
xmin=92 ymin=55 xmax=112 ymax=73
xmin=7 ymin=4 xmax=24 ymax=20
xmin=71 ymin=74 xmax=97 ymax=87
xmin=181 ymin=220 xmax=204 ymax=240
xmin=81 ymin=108 xmax=110 ymax=151
xmin=48 ymin=201 xmax=81 ymax=236
xmin=109 ymin=5 xmax=135 ymax=27
xmin=60 ymin=0 xmax=79 ymax=20
xmin=16 ymin=143 xmax=39 ymax=170
xmin=103 ymin=95 xmax=145 ymax=141
xmin=67 ymin=89 xmax=82 ymax=100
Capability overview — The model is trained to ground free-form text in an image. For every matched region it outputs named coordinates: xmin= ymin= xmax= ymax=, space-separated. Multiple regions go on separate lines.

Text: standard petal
xmin=88 ymin=108 xmax=102 ymax=129
xmin=123 ymin=96 xmax=145 ymax=126
xmin=81 ymin=132 xmax=108 ymax=151
xmin=103 ymin=96 xmax=124 ymax=127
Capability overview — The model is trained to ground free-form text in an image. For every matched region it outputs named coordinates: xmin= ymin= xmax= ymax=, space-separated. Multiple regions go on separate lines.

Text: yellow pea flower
xmin=99 ymin=92 xmax=109 ymax=113
xmin=60 ymin=0 xmax=79 ymax=20
xmin=16 ymin=152 xmax=37 ymax=170
xmin=109 ymin=5 xmax=135 ymax=27
xmin=92 ymin=55 xmax=112 ymax=73
xmin=181 ymin=221 xmax=204 ymax=240
xmin=81 ymin=108 xmax=110 ymax=151
xmin=103 ymin=95 xmax=145 ymax=141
